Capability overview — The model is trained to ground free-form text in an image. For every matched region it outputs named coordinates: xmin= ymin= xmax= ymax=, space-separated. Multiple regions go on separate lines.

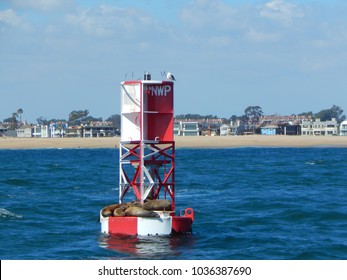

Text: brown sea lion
xmin=143 ymin=199 xmax=172 ymax=211
xmin=113 ymin=207 xmax=125 ymax=217
xmin=124 ymin=206 xmax=159 ymax=218
xmin=101 ymin=203 xmax=120 ymax=217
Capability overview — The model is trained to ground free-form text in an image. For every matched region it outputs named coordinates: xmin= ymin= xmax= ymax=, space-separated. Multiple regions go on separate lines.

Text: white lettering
xmin=147 ymin=85 xmax=171 ymax=96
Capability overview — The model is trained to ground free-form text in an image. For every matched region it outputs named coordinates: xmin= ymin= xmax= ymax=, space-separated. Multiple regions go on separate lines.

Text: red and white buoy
xmin=100 ymin=72 xmax=194 ymax=236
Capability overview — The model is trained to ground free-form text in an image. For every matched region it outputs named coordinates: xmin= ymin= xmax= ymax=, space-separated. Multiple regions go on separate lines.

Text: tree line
xmin=178 ymin=105 xmax=346 ymax=125
xmin=2 ymin=109 xmax=121 ymax=130
xmin=2 ymin=105 xmax=346 ymax=130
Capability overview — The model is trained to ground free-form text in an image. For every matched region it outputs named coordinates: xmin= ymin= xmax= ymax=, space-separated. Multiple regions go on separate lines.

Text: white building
xmin=301 ymin=118 xmax=338 ymax=136
xmin=174 ymin=121 xmax=200 ymax=136
xmin=16 ymin=126 xmax=32 ymax=137
xmin=49 ymin=123 xmax=68 ymax=137
xmin=32 ymin=125 xmax=50 ymax=138
xmin=219 ymin=124 xmax=230 ymax=136
xmin=340 ymin=120 xmax=347 ymax=136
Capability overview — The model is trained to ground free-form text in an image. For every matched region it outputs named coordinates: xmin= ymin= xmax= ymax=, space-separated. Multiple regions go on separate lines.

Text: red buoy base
xmin=100 ymin=209 xmax=194 ymax=236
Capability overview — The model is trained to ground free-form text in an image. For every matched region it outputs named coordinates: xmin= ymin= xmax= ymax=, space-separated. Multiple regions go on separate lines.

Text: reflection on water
xmin=98 ymin=233 xmax=196 ymax=259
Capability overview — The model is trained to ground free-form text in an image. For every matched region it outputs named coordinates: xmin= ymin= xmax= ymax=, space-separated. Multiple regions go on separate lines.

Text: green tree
xmin=3 ymin=117 xmax=12 ymax=123
xmin=314 ymin=105 xmax=345 ymax=123
xmin=48 ymin=118 xmax=67 ymax=123
xmin=244 ymin=106 xmax=263 ymax=133
xmin=106 ymin=114 xmax=121 ymax=128
xmin=68 ymin=109 xmax=89 ymax=125
xmin=10 ymin=112 xmax=18 ymax=130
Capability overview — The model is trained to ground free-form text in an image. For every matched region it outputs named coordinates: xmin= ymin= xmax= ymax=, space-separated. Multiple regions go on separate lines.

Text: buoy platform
xmin=100 ymin=205 xmax=194 ymax=235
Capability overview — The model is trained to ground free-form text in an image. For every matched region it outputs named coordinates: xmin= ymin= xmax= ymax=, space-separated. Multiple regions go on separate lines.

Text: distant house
xmin=32 ymin=125 xmax=50 ymax=138
xmin=301 ymin=118 xmax=338 ymax=136
xmin=174 ymin=122 xmax=180 ymax=136
xmin=65 ymin=126 xmax=82 ymax=138
xmin=260 ymin=114 xmax=311 ymax=124
xmin=174 ymin=121 xmax=200 ymax=136
xmin=340 ymin=120 xmax=347 ymax=136
xmin=201 ymin=126 xmax=217 ymax=136
xmin=82 ymin=125 xmax=115 ymax=137
xmin=0 ymin=126 xmax=7 ymax=136
xmin=219 ymin=124 xmax=230 ymax=136
xmin=230 ymin=120 xmax=241 ymax=135
xmin=234 ymin=124 xmax=254 ymax=135
xmin=4 ymin=130 xmax=17 ymax=137
xmin=49 ymin=123 xmax=68 ymax=138
xmin=278 ymin=124 xmax=301 ymax=135
xmin=16 ymin=126 xmax=33 ymax=138
xmin=181 ymin=122 xmax=200 ymax=136
xmin=261 ymin=125 xmax=278 ymax=135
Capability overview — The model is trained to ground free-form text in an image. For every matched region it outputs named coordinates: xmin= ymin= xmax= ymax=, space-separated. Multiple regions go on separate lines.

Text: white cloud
xmin=65 ymin=5 xmax=157 ymax=38
xmin=180 ymin=0 xmax=236 ymax=30
xmin=10 ymin=0 xmax=70 ymax=12
xmin=1 ymin=1 xmax=347 ymax=121
xmin=0 ymin=9 xmax=22 ymax=26
xmin=245 ymin=28 xmax=280 ymax=42
xmin=0 ymin=8 xmax=30 ymax=30
xmin=260 ymin=0 xmax=304 ymax=25
xmin=65 ymin=8 xmax=113 ymax=37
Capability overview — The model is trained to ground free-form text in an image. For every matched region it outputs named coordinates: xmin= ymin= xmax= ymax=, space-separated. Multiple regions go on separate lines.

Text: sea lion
xmin=101 ymin=204 xmax=120 ymax=217
xmin=113 ymin=207 xmax=125 ymax=217
xmin=124 ymin=206 xmax=159 ymax=218
xmin=143 ymin=199 xmax=172 ymax=211
xmin=102 ymin=209 xmax=112 ymax=217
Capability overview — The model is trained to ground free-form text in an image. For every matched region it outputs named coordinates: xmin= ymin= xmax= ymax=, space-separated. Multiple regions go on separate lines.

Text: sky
xmin=1 ymin=0 xmax=347 ymax=123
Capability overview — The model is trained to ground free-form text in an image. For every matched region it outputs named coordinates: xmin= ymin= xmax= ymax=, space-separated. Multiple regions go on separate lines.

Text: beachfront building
xmin=49 ymin=123 xmax=68 ymax=137
xmin=65 ymin=126 xmax=82 ymax=137
xmin=279 ymin=124 xmax=301 ymax=135
xmin=82 ymin=121 xmax=116 ymax=137
xmin=260 ymin=114 xmax=312 ymax=124
xmin=82 ymin=124 xmax=115 ymax=137
xmin=180 ymin=121 xmax=199 ymax=136
xmin=174 ymin=117 xmax=224 ymax=136
xmin=0 ymin=126 xmax=7 ymax=136
xmin=32 ymin=125 xmax=50 ymax=138
xmin=16 ymin=126 xmax=33 ymax=137
xmin=219 ymin=124 xmax=230 ymax=136
xmin=340 ymin=120 xmax=347 ymax=136
xmin=261 ymin=125 xmax=278 ymax=135
xmin=174 ymin=122 xmax=180 ymax=136
xmin=230 ymin=119 xmax=241 ymax=135
xmin=300 ymin=118 xmax=338 ymax=136
xmin=174 ymin=121 xmax=200 ymax=136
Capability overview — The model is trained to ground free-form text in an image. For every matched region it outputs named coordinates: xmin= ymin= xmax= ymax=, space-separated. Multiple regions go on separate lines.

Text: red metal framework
xmin=119 ymin=140 xmax=176 ymax=210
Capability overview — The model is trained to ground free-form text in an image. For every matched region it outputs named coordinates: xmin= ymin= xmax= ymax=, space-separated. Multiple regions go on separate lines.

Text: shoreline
xmin=1 ymin=135 xmax=347 ymax=149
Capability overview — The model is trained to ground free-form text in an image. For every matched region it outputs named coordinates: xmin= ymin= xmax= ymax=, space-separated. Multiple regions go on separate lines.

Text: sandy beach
xmin=0 ymin=135 xmax=346 ymax=149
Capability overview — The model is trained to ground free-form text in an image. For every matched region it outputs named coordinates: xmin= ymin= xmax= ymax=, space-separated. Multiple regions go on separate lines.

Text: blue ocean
xmin=1 ymin=147 xmax=347 ymax=260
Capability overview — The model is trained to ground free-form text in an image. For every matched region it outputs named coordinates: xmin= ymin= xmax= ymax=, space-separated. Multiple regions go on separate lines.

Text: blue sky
xmin=1 ymin=0 xmax=347 ymax=123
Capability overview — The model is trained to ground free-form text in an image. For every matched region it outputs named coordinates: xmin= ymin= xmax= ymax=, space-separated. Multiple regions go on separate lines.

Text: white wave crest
xmin=0 ymin=208 xmax=23 ymax=219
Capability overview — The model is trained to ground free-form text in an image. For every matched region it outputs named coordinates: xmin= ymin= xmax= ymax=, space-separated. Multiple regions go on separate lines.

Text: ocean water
xmin=1 ymin=147 xmax=347 ymax=260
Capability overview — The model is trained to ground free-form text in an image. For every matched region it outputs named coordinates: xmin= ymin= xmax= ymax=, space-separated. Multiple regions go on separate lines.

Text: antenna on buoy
xmin=160 ymin=70 xmax=166 ymax=79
